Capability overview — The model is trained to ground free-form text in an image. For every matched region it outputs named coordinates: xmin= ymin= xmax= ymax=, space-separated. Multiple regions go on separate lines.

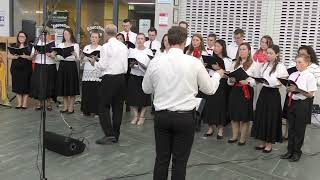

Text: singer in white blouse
xmin=127 ymin=33 xmax=153 ymax=125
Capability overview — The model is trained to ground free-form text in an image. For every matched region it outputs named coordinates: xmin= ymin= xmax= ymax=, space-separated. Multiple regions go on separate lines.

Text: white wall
xmin=0 ymin=0 xmax=10 ymax=36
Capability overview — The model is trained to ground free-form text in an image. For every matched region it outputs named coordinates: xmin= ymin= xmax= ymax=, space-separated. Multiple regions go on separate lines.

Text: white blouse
xmin=129 ymin=48 xmax=153 ymax=77
xmin=260 ymin=62 xmax=289 ymax=88
xmin=289 ymin=69 xmax=317 ymax=100
xmin=82 ymin=44 xmax=102 ymax=82
xmin=56 ymin=43 xmax=80 ymax=61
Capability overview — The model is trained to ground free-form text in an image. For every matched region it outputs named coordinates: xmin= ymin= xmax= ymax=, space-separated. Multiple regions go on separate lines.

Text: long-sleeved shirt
xmin=142 ymin=48 xmax=221 ymax=111
xmin=94 ymin=37 xmax=128 ymax=75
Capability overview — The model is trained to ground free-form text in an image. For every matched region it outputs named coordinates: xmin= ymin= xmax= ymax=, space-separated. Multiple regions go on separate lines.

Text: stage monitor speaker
xmin=22 ymin=20 xmax=36 ymax=43
xmin=44 ymin=131 xmax=86 ymax=157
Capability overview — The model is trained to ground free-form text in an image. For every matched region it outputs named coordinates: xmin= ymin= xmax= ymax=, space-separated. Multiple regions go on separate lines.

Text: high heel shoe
xmin=238 ymin=141 xmax=246 ymax=146
xmin=203 ymin=132 xmax=214 ymax=137
xmin=263 ymin=148 xmax=272 ymax=153
xmin=217 ymin=134 xmax=223 ymax=140
xmin=228 ymin=139 xmax=238 ymax=143
xmin=67 ymin=110 xmax=74 ymax=114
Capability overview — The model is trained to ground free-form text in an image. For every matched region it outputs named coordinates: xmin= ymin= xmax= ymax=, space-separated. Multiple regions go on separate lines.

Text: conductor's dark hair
xmin=167 ymin=26 xmax=187 ymax=46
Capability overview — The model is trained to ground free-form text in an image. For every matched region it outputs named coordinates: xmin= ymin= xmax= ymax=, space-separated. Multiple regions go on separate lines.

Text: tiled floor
xmin=0 ymin=103 xmax=320 ymax=180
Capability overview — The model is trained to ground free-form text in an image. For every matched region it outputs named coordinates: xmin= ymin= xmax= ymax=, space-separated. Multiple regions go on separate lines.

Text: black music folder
xmin=52 ymin=46 xmax=75 ymax=59
xmin=8 ymin=46 xmax=31 ymax=56
xmin=226 ymin=67 xmax=249 ymax=81
xmin=125 ymin=41 xmax=136 ymax=49
xmin=251 ymin=77 xmax=269 ymax=85
xmin=202 ymin=54 xmax=225 ymax=70
xmin=128 ymin=58 xmax=138 ymax=65
xmin=277 ymin=78 xmax=297 ymax=87
xmin=278 ymin=78 xmax=308 ymax=94
xmin=33 ymin=41 xmax=55 ymax=54
xmin=83 ymin=50 xmax=100 ymax=58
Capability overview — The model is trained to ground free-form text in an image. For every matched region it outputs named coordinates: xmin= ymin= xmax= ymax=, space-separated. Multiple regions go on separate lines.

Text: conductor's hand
xmin=216 ymin=69 xmax=225 ymax=78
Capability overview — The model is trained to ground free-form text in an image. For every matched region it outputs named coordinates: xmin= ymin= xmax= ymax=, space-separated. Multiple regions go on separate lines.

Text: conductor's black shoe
xmin=289 ymin=154 xmax=301 ymax=162
xmin=96 ymin=136 xmax=117 ymax=145
xmin=280 ymin=152 xmax=293 ymax=159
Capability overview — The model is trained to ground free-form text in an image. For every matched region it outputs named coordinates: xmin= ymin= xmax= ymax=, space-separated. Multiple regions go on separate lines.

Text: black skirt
xmin=10 ymin=58 xmax=32 ymax=94
xmin=127 ymin=74 xmax=151 ymax=107
xmin=228 ymin=85 xmax=254 ymax=122
xmin=203 ymin=79 xmax=228 ymax=126
xmin=30 ymin=64 xmax=57 ymax=100
xmin=56 ymin=61 xmax=80 ymax=96
xmin=251 ymin=87 xmax=283 ymax=143
xmin=81 ymin=81 xmax=100 ymax=114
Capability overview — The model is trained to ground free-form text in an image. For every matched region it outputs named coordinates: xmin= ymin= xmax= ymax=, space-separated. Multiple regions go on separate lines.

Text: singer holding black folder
xmin=280 ymin=54 xmax=317 ymax=162
xmin=203 ymin=39 xmax=232 ymax=139
xmin=30 ymin=31 xmax=57 ymax=110
xmin=127 ymin=33 xmax=153 ymax=125
xmin=227 ymin=42 xmax=258 ymax=146
xmin=80 ymin=30 xmax=102 ymax=116
xmin=142 ymin=26 xmax=224 ymax=180
xmin=251 ymin=45 xmax=288 ymax=153
xmin=7 ymin=31 xmax=32 ymax=109
xmin=54 ymin=28 xmax=80 ymax=114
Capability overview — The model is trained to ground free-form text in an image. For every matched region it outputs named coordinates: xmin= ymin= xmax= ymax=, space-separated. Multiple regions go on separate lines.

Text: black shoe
xmin=263 ymin=148 xmax=272 ymax=153
xmin=255 ymin=146 xmax=266 ymax=150
xmin=217 ymin=134 xmax=223 ymax=140
xmin=67 ymin=110 xmax=74 ymax=114
xmin=95 ymin=136 xmax=117 ymax=145
xmin=60 ymin=109 xmax=68 ymax=113
xmin=203 ymin=132 xmax=213 ymax=137
xmin=289 ymin=154 xmax=301 ymax=162
xmin=238 ymin=141 xmax=246 ymax=146
xmin=228 ymin=139 xmax=237 ymax=143
xmin=15 ymin=106 xmax=22 ymax=109
xmin=280 ymin=152 xmax=293 ymax=159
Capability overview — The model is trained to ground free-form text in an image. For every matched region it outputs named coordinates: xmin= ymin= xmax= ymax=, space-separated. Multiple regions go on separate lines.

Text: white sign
xmin=158 ymin=0 xmax=171 ymax=3
xmin=139 ymin=19 xmax=151 ymax=37
xmin=0 ymin=0 xmax=10 ymax=36
xmin=159 ymin=13 xmax=169 ymax=27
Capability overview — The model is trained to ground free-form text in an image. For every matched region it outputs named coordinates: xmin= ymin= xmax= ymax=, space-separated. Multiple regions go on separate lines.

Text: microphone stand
xmin=38 ymin=1 xmax=61 ymax=179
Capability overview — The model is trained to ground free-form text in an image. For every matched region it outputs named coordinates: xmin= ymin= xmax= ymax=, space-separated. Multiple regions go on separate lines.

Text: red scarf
xmin=234 ymin=82 xmax=251 ymax=100
xmin=192 ymin=48 xmax=201 ymax=58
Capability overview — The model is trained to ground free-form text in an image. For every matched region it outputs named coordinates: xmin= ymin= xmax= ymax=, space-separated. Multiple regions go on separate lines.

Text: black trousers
xmin=98 ymin=74 xmax=126 ymax=140
xmin=287 ymin=99 xmax=310 ymax=156
xmin=153 ymin=110 xmax=195 ymax=180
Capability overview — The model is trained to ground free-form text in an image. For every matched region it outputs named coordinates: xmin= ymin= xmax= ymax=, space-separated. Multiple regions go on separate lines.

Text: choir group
xmin=6 ymin=18 xmax=319 ymax=178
